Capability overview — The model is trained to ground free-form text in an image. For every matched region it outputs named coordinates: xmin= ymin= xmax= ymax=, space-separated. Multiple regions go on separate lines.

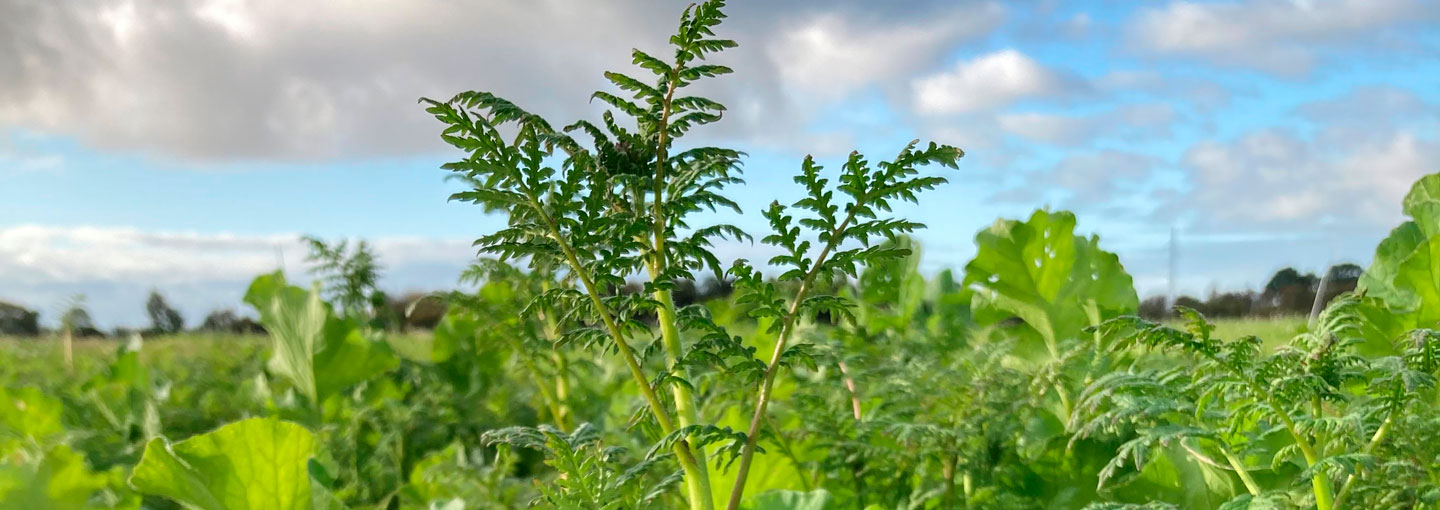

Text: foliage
xmin=146 ymin=290 xmax=185 ymax=335
xmin=965 ymin=209 xmax=1138 ymax=361
xmin=244 ymin=271 xmax=399 ymax=408
xmin=130 ymin=417 xmax=344 ymax=510
xmin=1358 ymin=173 xmax=1440 ymax=352
xmin=302 ymin=235 xmax=386 ymax=323
xmin=1079 ymin=297 xmax=1440 ymax=509
xmin=0 ymin=301 xmax=39 ymax=337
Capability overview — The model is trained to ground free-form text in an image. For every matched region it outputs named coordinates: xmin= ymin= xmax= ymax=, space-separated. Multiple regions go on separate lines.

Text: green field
xmin=2 ymin=1 xmax=1439 ymax=509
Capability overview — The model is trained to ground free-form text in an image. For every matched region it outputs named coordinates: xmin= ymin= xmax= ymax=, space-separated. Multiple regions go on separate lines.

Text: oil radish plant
xmin=424 ymin=0 xmax=961 ymax=507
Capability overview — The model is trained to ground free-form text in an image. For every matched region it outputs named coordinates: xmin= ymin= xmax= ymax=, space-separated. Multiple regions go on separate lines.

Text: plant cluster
xmin=2 ymin=3 xmax=1439 ymax=510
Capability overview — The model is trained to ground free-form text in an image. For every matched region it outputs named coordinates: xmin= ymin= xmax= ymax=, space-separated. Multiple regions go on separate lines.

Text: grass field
xmin=0 ymin=315 xmax=1313 ymax=378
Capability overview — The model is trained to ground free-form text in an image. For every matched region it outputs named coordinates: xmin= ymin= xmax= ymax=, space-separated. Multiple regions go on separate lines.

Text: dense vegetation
xmin=4 ymin=3 xmax=1440 ymax=509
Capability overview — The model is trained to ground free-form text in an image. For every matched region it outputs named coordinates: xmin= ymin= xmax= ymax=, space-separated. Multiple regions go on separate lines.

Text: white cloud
xmin=1179 ymin=128 xmax=1437 ymax=230
xmin=767 ymin=4 xmax=1002 ymax=102
xmin=912 ymin=49 xmax=1081 ymax=115
xmin=1127 ymin=0 xmax=1435 ymax=74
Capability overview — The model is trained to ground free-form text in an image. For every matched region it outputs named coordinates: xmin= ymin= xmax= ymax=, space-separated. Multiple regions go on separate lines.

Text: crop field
xmin=3 ymin=2 xmax=1439 ymax=510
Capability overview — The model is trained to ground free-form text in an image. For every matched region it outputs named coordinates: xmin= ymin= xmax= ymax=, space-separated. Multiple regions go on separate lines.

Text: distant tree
xmin=1204 ymin=290 xmax=1256 ymax=318
xmin=198 ymin=309 xmax=266 ymax=335
xmin=61 ymin=296 xmax=103 ymax=338
xmin=671 ymin=279 xmax=699 ymax=307
xmin=698 ymin=277 xmax=735 ymax=302
xmin=1137 ymin=296 xmax=1168 ymax=320
xmin=0 ymin=301 xmax=39 ymax=336
xmin=302 ymin=235 xmax=383 ymax=320
xmin=1258 ymin=267 xmax=1319 ymax=314
xmin=1327 ymin=263 xmax=1364 ymax=282
xmin=1174 ymin=295 xmax=1207 ymax=314
xmin=145 ymin=290 xmax=184 ymax=335
xmin=1320 ymin=262 xmax=1363 ymax=303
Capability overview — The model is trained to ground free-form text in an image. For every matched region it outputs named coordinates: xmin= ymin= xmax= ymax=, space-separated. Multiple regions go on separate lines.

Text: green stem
xmin=1216 ymin=443 xmax=1262 ymax=496
xmin=727 ymin=213 xmax=855 ymax=510
xmin=537 ymin=281 xmax=573 ymax=430
xmin=643 ymin=60 xmax=715 ymax=510
xmin=526 ymin=194 xmax=711 ymax=510
xmin=942 ymin=455 xmax=958 ymax=508
xmin=1333 ymin=415 xmax=1393 ymax=509
xmin=503 ymin=334 xmax=567 ymax=430
xmin=654 ymin=285 xmax=713 ymax=486
xmin=1268 ymin=397 xmax=1333 ymax=510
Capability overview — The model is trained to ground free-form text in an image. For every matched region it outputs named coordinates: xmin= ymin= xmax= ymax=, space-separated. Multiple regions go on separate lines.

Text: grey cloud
xmin=1094 ymin=70 xmax=1238 ymax=112
xmin=1296 ymin=85 xmax=1436 ymax=124
xmin=996 ymin=103 xmax=1179 ymax=146
xmin=985 ymin=149 xmax=1166 ymax=214
xmin=0 ymin=0 xmax=1004 ymax=162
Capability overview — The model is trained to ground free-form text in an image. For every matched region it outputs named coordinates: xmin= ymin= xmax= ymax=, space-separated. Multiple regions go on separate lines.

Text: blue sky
xmin=1 ymin=0 xmax=1437 ymax=327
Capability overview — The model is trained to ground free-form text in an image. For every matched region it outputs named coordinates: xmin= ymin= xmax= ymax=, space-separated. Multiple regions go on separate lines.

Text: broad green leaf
xmin=130 ymin=417 xmax=344 ymax=510
xmin=246 ymin=272 xmax=327 ymax=403
xmin=964 ymin=209 xmax=1138 ymax=358
xmin=245 ymin=272 xmax=398 ymax=403
xmin=1358 ymin=221 xmax=1428 ymax=309
xmin=0 ymin=386 xmax=63 ymax=451
xmin=750 ymin=489 xmax=832 ymax=510
xmin=1358 ymin=173 xmax=1440 ymax=351
xmin=0 ymin=445 xmax=108 ymax=509
xmin=1402 ymin=172 xmax=1440 ymax=234
xmin=314 ymin=318 xmax=400 ymax=400
xmin=1396 ymin=233 xmax=1440 ymax=323
xmin=0 ymin=443 xmax=107 ymax=507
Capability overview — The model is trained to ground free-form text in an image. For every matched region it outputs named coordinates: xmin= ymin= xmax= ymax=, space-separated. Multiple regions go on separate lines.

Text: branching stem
xmin=1333 ymin=415 xmax=1394 ymax=509
xmin=726 ymin=211 xmax=856 ymax=509
xmin=525 ymin=193 xmax=712 ymax=510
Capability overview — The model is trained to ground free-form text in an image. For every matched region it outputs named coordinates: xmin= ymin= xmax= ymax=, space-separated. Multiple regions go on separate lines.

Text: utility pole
xmin=1167 ymin=227 xmax=1177 ymax=311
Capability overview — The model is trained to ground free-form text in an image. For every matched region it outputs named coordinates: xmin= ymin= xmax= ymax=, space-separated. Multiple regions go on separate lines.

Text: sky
xmin=1 ymin=0 xmax=1438 ymax=328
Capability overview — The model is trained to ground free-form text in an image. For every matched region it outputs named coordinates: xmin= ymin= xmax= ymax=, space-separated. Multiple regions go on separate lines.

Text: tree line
xmin=1139 ymin=262 xmax=1363 ymax=319
xmin=0 ymin=244 xmax=1359 ymax=339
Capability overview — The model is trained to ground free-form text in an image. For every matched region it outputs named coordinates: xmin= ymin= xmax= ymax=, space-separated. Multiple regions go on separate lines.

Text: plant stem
xmin=503 ymin=334 xmax=567 ymax=431
xmin=527 ymin=194 xmax=712 ymax=510
xmin=540 ymin=279 xmax=573 ymax=428
xmin=1215 ymin=443 xmax=1262 ymax=496
xmin=726 ymin=213 xmax=855 ymax=509
xmin=942 ymin=455 xmax=958 ymax=508
xmin=645 ymin=65 xmax=715 ymax=508
xmin=1333 ymin=415 xmax=1394 ymax=509
xmin=837 ymin=359 xmax=862 ymax=420
xmin=1267 ymin=397 xmax=1333 ymax=510
xmin=654 ymin=285 xmax=713 ymax=480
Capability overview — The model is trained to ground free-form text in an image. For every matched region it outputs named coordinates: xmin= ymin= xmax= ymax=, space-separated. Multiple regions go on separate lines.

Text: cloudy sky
xmin=1 ymin=0 xmax=1437 ymax=327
